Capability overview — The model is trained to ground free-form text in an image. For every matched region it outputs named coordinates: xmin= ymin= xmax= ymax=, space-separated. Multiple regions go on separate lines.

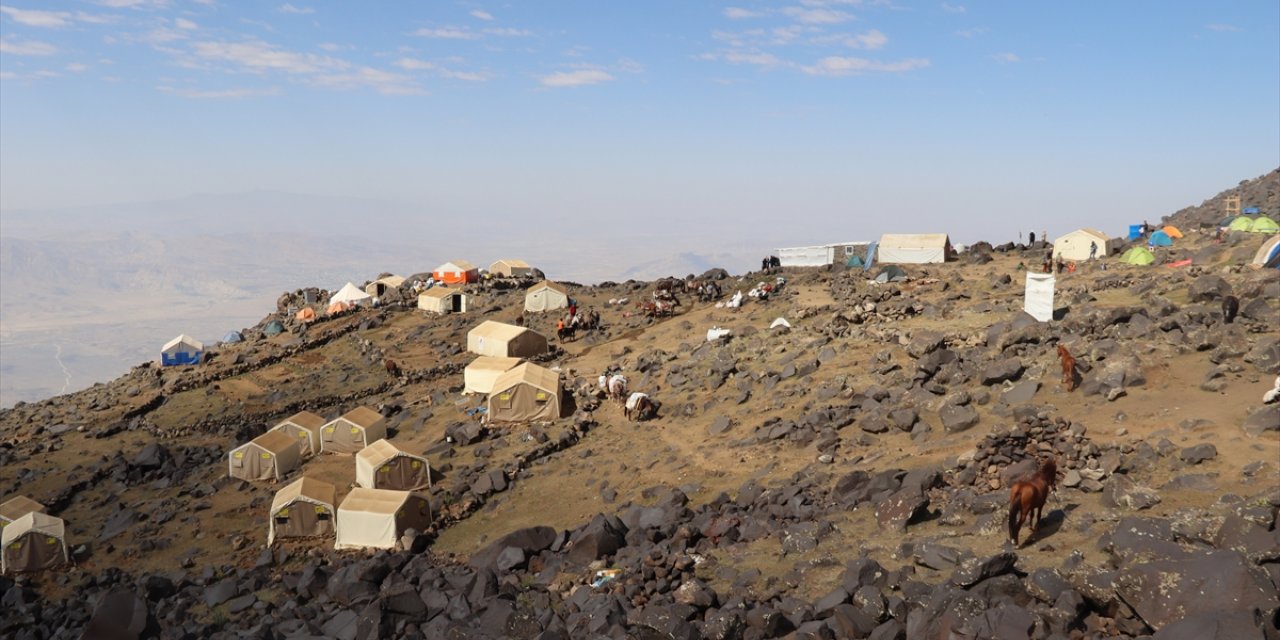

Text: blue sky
xmin=2 ymin=1 xmax=1278 ymax=244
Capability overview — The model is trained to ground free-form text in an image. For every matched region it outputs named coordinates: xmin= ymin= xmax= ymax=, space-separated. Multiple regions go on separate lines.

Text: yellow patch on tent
xmin=233 ymin=451 xmax=245 ymax=459
xmin=261 ymin=452 xmax=272 ymax=459
xmin=411 ymin=461 xmax=422 ymax=469
xmin=46 ymin=537 xmax=57 ymax=545
xmin=536 ymin=392 xmax=548 ymax=401
xmin=278 ymin=508 xmax=290 ymax=517
xmin=380 ymin=467 xmax=390 ymax=474
xmin=314 ymin=506 xmax=327 ymax=515
xmin=350 ymin=427 xmax=360 ymax=434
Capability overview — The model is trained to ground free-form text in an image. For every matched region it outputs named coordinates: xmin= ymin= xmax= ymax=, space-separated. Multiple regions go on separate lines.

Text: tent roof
xmin=163 ymin=334 xmax=204 ymax=352
xmin=1 ymin=512 xmax=64 ymax=545
xmin=239 ymin=429 xmax=299 ymax=455
xmin=435 ymin=260 xmax=477 ymax=272
xmin=877 ymin=233 xmax=951 ymax=249
xmin=0 ymin=495 xmax=45 ymax=522
xmin=420 ymin=287 xmax=464 ymax=300
xmin=1252 ymin=216 xmax=1280 ymax=231
xmin=271 ymin=476 xmax=336 ymax=513
xmin=357 ymin=439 xmax=426 ymax=469
xmin=339 ymin=487 xmax=419 ymax=515
xmin=529 ymin=280 xmax=569 ymax=295
xmin=1253 ymin=234 xmax=1280 ymax=264
xmin=469 ymin=320 xmax=537 ymax=343
xmin=374 ymin=275 xmax=405 ymax=288
xmin=279 ymin=411 xmax=326 ymax=431
xmin=492 ymin=259 xmax=530 ymax=269
xmin=340 ymin=406 xmax=384 ymax=429
xmin=491 ymin=362 xmax=560 ymax=395
xmin=467 ymin=356 xmax=524 ymax=373
xmin=1055 ymin=228 xmax=1109 ymax=242
xmin=331 ymin=282 xmax=372 ymax=304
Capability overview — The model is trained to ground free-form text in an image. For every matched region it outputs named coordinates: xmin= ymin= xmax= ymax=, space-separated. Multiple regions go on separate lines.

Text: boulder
xmin=1188 ymin=275 xmax=1232 ymax=302
xmin=468 ymin=526 xmax=558 ymax=573
xmin=130 ymin=443 xmax=169 ymax=470
xmin=1178 ymin=443 xmax=1217 ymax=465
xmin=1239 ymin=297 xmax=1274 ymax=323
xmin=1243 ymin=405 xmax=1280 ymax=437
xmin=1243 ymin=338 xmax=1280 ymax=375
xmin=566 ymin=515 xmax=627 ymax=565
xmin=939 ymin=404 xmax=980 ymax=433
xmin=874 ymin=488 xmax=929 ymax=532
xmin=981 ymin=359 xmax=1025 ymax=385
xmin=1151 ymin=610 xmax=1266 ymax=640
xmin=1103 ymin=474 xmax=1162 ymax=511
xmin=1113 ymin=549 xmax=1279 ymax=630
xmin=950 ymin=552 xmax=1018 ymax=588
xmin=82 ymin=589 xmax=157 ymax=640
xmin=1000 ymin=380 xmax=1039 ymax=405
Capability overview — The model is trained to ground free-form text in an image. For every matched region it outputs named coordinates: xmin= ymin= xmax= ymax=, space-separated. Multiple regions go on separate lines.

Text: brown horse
xmin=384 ymin=358 xmax=401 ymax=378
xmin=1057 ymin=344 xmax=1077 ymax=392
xmin=1008 ymin=456 xmax=1058 ymax=547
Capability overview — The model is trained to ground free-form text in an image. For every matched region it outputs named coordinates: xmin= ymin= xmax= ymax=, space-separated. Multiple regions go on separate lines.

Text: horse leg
xmin=1008 ymin=491 xmax=1024 ymax=546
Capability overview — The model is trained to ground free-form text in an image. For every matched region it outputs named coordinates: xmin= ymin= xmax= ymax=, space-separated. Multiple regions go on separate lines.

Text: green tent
xmin=846 ymin=255 xmax=864 ymax=268
xmin=1120 ymin=246 xmax=1155 ymax=265
xmin=1228 ymin=216 xmax=1255 ymax=231
xmin=264 ymin=320 xmax=285 ymax=337
xmin=1248 ymin=216 xmax=1279 ymax=233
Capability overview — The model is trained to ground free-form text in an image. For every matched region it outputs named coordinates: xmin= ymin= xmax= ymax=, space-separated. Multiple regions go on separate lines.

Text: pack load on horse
xmin=606 ymin=374 xmax=627 ymax=403
xmin=638 ymin=296 xmax=677 ymax=318
xmin=1008 ymin=456 xmax=1058 ymax=547
xmin=624 ymin=392 xmax=658 ymax=421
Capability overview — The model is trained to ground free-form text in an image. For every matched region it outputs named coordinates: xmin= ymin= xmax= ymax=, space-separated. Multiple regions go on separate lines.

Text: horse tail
xmin=1008 ymin=488 xmax=1023 ymax=543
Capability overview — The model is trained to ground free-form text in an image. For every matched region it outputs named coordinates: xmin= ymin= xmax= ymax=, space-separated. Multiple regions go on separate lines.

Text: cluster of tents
xmin=1223 ymin=215 xmax=1280 ymax=234
xmin=464 ymin=321 xmax=563 ymax=423
xmin=1 ymin=495 xmax=66 ymax=574
xmin=225 ymin=409 xmax=435 ymax=550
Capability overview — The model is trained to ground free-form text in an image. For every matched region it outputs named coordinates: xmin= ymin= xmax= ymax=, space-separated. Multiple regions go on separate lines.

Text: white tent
xmin=464 ymin=356 xmax=523 ymax=394
xmin=877 ymin=234 xmax=952 ymax=264
xmin=1053 ymin=228 xmax=1109 ymax=262
xmin=335 ymin=488 xmax=432 ymax=550
xmin=1024 ymin=273 xmax=1056 ymax=322
xmin=331 ymin=282 xmax=373 ymax=306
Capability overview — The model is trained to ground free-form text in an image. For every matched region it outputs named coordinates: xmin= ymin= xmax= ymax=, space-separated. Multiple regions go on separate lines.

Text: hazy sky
xmin=2 ymin=1 xmax=1278 ymax=243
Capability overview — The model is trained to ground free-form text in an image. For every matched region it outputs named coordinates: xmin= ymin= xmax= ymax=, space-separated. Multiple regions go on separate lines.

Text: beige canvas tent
xmin=228 ymin=430 xmax=303 ymax=482
xmin=1053 ymin=228 xmax=1110 ymax=261
xmin=489 ymin=259 xmax=533 ymax=278
xmin=270 ymin=411 xmax=327 ymax=457
xmin=356 ymin=440 xmax=431 ymax=491
xmin=467 ymin=321 xmax=548 ymax=358
xmin=365 ymin=275 xmax=406 ymax=298
xmin=0 ymin=496 xmax=45 ymax=527
xmin=161 ymin=334 xmax=203 ymax=366
xmin=335 ymin=488 xmax=432 ymax=550
xmin=320 ymin=407 xmax=387 ymax=454
xmin=2 ymin=512 xmax=68 ymax=573
xmin=487 ymin=362 xmax=562 ymax=423
xmin=877 ymin=234 xmax=953 ymax=264
xmin=418 ymin=288 xmax=468 ymax=314
xmin=524 ymin=281 xmax=570 ymax=313
xmin=464 ymin=356 xmax=522 ymax=394
xmin=268 ymin=477 xmax=337 ymax=545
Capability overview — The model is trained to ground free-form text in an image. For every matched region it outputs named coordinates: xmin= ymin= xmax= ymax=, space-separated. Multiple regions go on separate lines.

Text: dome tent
xmin=1120 ymin=246 xmax=1156 ymax=265
xmin=1249 ymin=216 xmax=1279 ymax=233
xmin=1148 ymin=230 xmax=1173 ymax=247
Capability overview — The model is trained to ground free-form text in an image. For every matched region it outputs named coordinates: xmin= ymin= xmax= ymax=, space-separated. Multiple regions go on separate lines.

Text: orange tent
xmin=432 ymin=260 xmax=479 ymax=285
xmin=327 ymin=301 xmax=352 ymax=316
xmin=1162 ymin=225 xmax=1183 ymax=239
xmin=295 ymin=307 xmax=316 ymax=323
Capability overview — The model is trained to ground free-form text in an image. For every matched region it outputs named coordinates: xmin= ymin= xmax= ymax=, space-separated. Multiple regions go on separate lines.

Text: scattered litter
xmin=592 ymin=568 xmax=622 ymax=588
xmin=769 ymin=318 xmax=791 ymax=330
xmin=706 ymin=327 xmax=732 ymax=342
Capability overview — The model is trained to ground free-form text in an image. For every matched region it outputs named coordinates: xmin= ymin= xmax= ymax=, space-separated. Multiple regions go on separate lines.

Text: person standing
xmin=1089 ymin=241 xmax=1098 ymax=260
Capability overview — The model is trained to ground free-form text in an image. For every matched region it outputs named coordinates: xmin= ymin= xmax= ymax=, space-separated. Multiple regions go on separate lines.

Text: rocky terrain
xmin=1 ymin=172 xmax=1278 ymax=639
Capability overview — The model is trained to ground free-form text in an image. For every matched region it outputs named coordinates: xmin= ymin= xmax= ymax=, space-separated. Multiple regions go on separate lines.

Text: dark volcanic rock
xmin=874 ymin=488 xmax=929 ymax=532
xmin=981 ymin=358 xmax=1025 ymax=385
xmin=1113 ymin=549 xmax=1279 ymax=630
xmin=939 ymin=404 xmax=980 ymax=433
xmin=82 ymin=589 xmax=157 ymax=640
xmin=1188 ymin=275 xmax=1232 ymax=302
xmin=1178 ymin=443 xmax=1218 ymax=465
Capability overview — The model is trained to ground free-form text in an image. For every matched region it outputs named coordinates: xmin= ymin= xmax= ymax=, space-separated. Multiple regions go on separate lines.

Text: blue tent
xmin=1148 ymin=230 xmax=1173 ymax=247
xmin=222 ymin=331 xmax=243 ymax=343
